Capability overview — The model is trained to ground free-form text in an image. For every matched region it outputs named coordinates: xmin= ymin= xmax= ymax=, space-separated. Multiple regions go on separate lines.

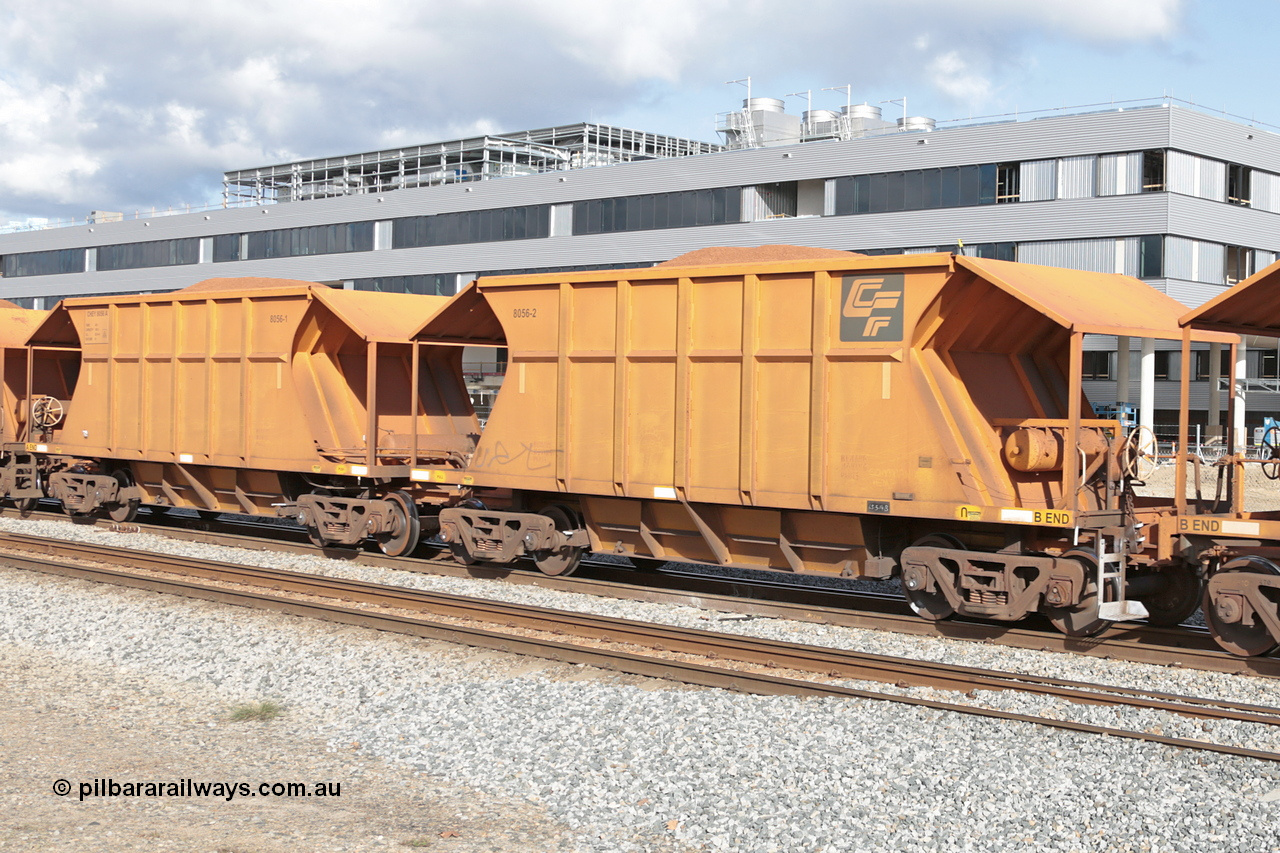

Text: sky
xmin=0 ymin=0 xmax=1270 ymax=227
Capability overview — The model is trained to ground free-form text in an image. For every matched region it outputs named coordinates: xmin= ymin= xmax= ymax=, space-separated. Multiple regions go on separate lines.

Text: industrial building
xmin=0 ymin=95 xmax=1277 ymax=439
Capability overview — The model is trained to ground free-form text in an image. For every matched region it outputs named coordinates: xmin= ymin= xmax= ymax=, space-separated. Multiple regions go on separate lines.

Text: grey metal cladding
xmin=1168 ymin=108 xmax=1280 ymax=173
xmin=1164 ymin=236 xmax=1195 ymax=280
xmin=1198 ymin=158 xmax=1227 ymax=200
xmin=0 ymin=107 xmax=1182 ymax=253
xmin=1058 ymin=156 xmax=1097 ymax=199
xmin=1018 ymin=239 xmax=1118 ymax=273
xmin=1019 ymin=160 xmax=1057 ymax=201
xmin=1098 ymin=152 xmax=1142 ymax=195
xmin=1083 ymin=379 xmax=1269 ymax=411
xmin=1163 ymin=278 xmax=1231 ymax=306
xmin=0 ymin=192 xmax=1181 ymax=299
xmin=1167 ymin=195 xmax=1280 ymax=249
xmin=4 ymin=104 xmax=1280 ymax=306
xmin=1166 ymin=151 xmax=1199 ymax=196
xmin=1254 ymin=171 xmax=1280 ymax=212
xmin=1197 ymin=241 xmax=1226 ymax=283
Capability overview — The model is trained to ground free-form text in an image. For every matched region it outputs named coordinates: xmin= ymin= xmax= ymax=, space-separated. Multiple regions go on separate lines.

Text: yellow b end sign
xmin=956 ymin=505 xmax=1073 ymax=526
xmin=1177 ymin=517 xmax=1261 ymax=536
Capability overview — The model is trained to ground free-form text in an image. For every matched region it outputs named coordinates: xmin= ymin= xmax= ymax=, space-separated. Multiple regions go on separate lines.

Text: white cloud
xmin=925 ymin=51 xmax=995 ymax=106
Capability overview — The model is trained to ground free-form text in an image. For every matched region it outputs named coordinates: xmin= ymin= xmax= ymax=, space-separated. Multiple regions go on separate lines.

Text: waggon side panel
xmin=466 ymin=256 xmax=1013 ymax=516
xmin=27 ymin=284 xmax=464 ymax=475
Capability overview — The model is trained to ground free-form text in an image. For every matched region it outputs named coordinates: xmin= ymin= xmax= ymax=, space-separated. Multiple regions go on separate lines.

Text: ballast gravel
xmin=0 ymin=516 xmax=1279 ymax=851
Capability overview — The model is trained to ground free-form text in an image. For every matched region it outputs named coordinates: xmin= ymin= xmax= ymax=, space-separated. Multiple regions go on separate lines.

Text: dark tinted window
xmin=392 ymin=205 xmax=550 ymax=249
xmin=2 ymin=248 xmax=85 ymax=277
xmin=246 ymin=222 xmax=374 ymax=260
xmin=973 ymin=242 xmax=1017 ymax=262
xmin=571 ymin=188 xmax=741 ymax=235
xmin=212 ymin=234 xmax=241 ymax=262
xmin=1139 ymin=235 xmax=1164 ymax=278
xmin=351 ymin=274 xmax=453 ymax=295
xmin=834 ymin=163 xmax=1008 ymax=216
xmin=97 ymin=238 xmax=199 ymax=271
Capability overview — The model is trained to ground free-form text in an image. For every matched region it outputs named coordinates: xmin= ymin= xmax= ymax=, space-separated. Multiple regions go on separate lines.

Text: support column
xmin=1140 ymin=337 xmax=1155 ymax=439
xmin=1208 ymin=342 xmax=1223 ymax=439
xmin=1235 ymin=340 xmax=1248 ymax=448
xmin=1115 ymin=336 xmax=1130 ymax=406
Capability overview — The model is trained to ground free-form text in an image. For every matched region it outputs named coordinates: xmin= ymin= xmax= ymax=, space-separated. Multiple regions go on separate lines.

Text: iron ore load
xmin=3 ymin=246 xmax=1280 ymax=658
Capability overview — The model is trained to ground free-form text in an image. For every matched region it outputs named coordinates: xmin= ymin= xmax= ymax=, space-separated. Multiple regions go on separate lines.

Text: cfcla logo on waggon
xmin=840 ymin=274 xmax=904 ymax=342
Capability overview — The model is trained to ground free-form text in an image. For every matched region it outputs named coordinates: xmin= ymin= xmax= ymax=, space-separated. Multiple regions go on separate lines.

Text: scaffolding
xmin=222 ymin=123 xmax=722 ymax=205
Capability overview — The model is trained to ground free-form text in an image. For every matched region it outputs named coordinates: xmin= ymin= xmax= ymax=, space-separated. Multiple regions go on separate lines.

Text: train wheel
xmin=16 ymin=495 xmax=39 ymax=517
xmin=376 ymin=491 xmax=421 ymax=557
xmin=307 ymin=527 xmax=331 ymax=549
xmin=449 ymin=542 xmax=476 ymax=565
xmin=533 ymin=505 xmax=584 ymax=577
xmin=107 ymin=470 xmax=140 ymax=523
xmin=1044 ymin=550 xmax=1113 ymax=638
xmin=902 ymin=533 xmax=963 ymax=621
xmin=1204 ymin=557 xmax=1280 ymax=657
xmin=1137 ymin=562 xmax=1203 ymax=626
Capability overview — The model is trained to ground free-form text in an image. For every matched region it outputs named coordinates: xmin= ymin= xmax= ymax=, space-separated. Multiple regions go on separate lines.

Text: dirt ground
xmin=0 ymin=642 xmax=602 ymax=852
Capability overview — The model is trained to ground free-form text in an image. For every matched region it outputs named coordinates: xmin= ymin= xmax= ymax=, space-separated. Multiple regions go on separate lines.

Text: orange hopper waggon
xmin=3 ymin=277 xmax=475 ymax=555
xmin=2 ymin=247 xmax=1279 ymax=658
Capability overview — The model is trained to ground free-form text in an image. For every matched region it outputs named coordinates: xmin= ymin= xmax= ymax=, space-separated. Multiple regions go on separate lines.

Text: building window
xmin=972 ymin=242 xmax=1017 ymax=262
xmin=851 ymin=247 xmax=906 ymax=256
xmin=572 ymin=189 xmax=740 ymax=235
xmin=833 ymin=163 xmax=1009 ymax=216
xmin=752 ymin=182 xmax=798 ymax=219
xmin=1226 ymin=245 xmax=1254 ymax=285
xmin=1228 ymin=163 xmax=1252 ymax=206
xmin=212 ymin=234 xmax=241 ymax=263
xmin=351 ymin=274 xmax=453 ymax=295
xmin=1082 ymin=351 xmax=1112 ymax=381
xmin=1154 ymin=350 xmax=1176 ymax=381
xmin=97 ymin=238 xmax=199 ymax=272
xmin=995 ymin=163 xmax=1020 ymax=203
xmin=1142 ymin=150 xmax=1165 ymax=192
xmin=1 ymin=248 xmax=85 ymax=277
xmin=246 ymin=222 xmax=374 ymax=260
xmin=478 ymin=260 xmax=654 ymax=277
xmin=1261 ymin=350 xmax=1279 ymax=380
xmin=1194 ymin=348 xmax=1232 ymax=381
xmin=393 ymin=205 xmax=551 ymax=249
xmin=1139 ymin=235 xmax=1163 ymax=279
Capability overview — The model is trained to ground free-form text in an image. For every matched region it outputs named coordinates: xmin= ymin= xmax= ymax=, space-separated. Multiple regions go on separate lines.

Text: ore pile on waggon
xmin=1 ymin=246 xmax=1277 ymax=657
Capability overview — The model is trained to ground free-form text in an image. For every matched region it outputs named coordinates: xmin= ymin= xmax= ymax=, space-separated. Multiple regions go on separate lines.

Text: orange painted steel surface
xmin=415 ymin=249 xmax=1205 ymax=574
xmin=1176 ymin=257 xmax=1280 ymax=519
xmin=0 ymin=307 xmax=47 ymax=443
xmin=1179 ymin=258 xmax=1280 ymax=335
xmin=22 ymin=279 xmax=474 ymax=490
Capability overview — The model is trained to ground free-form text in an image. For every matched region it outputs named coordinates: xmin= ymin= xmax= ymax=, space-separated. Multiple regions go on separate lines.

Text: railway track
xmin=5 ymin=503 xmax=1272 ymax=678
xmin=3 ymin=529 xmax=1280 ymax=764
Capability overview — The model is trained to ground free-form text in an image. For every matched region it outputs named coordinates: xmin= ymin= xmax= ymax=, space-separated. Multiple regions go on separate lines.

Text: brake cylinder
xmin=1003 ymin=427 xmax=1107 ymax=473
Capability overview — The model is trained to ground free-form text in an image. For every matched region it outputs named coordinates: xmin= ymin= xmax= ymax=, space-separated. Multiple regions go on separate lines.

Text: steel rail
xmin=2 ymin=506 xmax=1275 ymax=677
xmin=4 ymin=543 xmax=1280 ymax=764
xmin=4 ymin=531 xmax=1280 ymax=740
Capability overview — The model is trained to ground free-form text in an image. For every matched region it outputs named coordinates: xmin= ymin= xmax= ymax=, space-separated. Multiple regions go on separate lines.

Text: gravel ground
xmin=2 ymin=515 xmax=1280 ymax=851
xmin=0 ymin=642 xmax=614 ymax=852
